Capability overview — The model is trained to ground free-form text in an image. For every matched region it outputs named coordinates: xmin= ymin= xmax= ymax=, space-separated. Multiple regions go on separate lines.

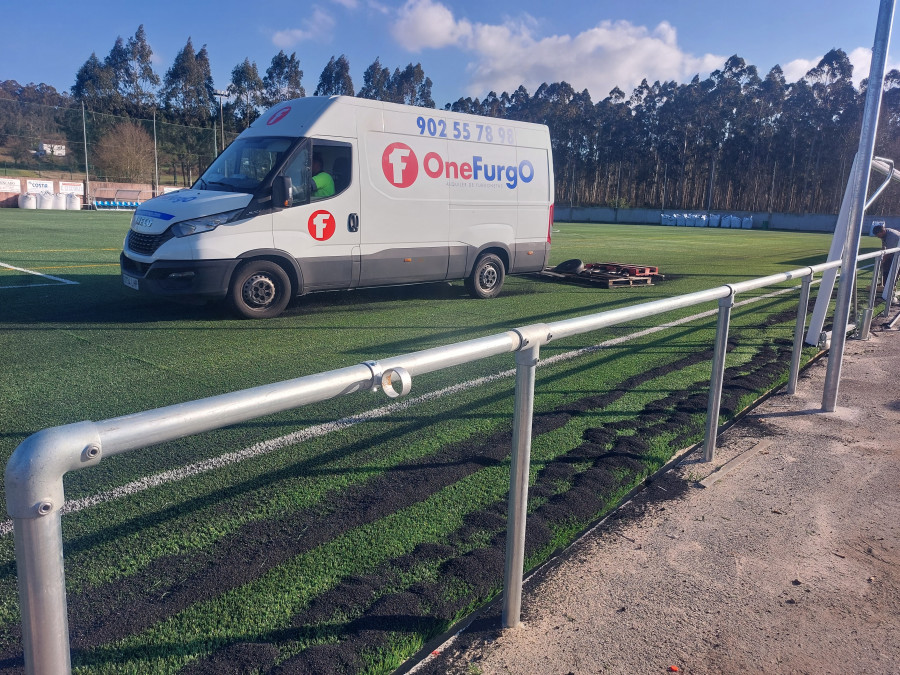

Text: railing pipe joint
xmin=5 ymin=421 xmax=101 ymax=520
xmin=512 ymin=323 xmax=553 ymax=356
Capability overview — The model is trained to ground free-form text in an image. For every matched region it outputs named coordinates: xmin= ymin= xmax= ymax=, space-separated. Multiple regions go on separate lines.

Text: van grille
xmin=127 ymin=229 xmax=174 ymax=256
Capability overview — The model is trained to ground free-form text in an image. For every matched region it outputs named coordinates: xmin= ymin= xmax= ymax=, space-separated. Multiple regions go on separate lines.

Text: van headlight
xmin=172 ymin=210 xmax=242 ymax=237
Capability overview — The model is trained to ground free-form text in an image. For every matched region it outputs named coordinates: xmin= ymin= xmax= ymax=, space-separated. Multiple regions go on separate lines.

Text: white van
xmin=120 ymin=96 xmax=554 ymax=318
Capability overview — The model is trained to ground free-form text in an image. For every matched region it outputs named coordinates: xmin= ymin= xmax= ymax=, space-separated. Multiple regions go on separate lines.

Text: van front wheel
xmin=465 ymin=253 xmax=505 ymax=299
xmin=229 ymin=261 xmax=292 ymax=319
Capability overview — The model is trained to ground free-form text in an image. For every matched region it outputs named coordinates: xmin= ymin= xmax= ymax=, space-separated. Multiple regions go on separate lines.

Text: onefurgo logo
xmin=308 ymin=210 xmax=336 ymax=241
xmin=382 ymin=142 xmax=418 ymax=188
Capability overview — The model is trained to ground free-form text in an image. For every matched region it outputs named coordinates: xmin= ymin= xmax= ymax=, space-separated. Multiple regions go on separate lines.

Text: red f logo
xmin=308 ymin=210 xmax=336 ymax=241
xmin=382 ymin=143 xmax=418 ymax=188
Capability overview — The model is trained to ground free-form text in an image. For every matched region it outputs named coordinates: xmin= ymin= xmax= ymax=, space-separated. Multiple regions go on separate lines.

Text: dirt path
xmin=419 ymin=326 xmax=900 ymax=675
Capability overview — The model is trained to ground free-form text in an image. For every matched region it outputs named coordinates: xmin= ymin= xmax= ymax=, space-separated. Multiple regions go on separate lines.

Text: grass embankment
xmin=0 ymin=210 xmax=872 ymax=673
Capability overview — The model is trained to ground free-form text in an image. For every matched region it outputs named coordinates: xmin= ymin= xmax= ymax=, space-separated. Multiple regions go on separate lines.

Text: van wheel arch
xmin=237 ymin=250 xmax=304 ymax=296
xmin=228 ymin=258 xmax=295 ymax=319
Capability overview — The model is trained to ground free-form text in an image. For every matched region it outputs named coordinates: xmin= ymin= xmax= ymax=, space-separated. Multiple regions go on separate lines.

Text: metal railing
xmin=5 ymin=247 xmax=899 ymax=674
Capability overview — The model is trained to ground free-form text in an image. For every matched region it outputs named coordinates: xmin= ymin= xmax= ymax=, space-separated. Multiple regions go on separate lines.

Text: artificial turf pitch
xmin=0 ymin=209 xmax=867 ymax=673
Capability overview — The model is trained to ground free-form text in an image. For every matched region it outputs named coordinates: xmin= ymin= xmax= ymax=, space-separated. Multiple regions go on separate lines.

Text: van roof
xmin=247 ymin=96 xmax=550 ymax=139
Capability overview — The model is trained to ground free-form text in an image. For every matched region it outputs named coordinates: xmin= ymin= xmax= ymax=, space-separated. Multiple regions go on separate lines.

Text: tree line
xmin=1 ymin=24 xmax=898 ymax=215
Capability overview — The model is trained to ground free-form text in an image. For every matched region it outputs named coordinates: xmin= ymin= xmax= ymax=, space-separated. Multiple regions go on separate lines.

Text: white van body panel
xmin=120 ymin=96 xmax=553 ymax=315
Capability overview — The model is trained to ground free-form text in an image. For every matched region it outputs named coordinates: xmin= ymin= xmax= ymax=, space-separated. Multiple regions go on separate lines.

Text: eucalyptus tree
xmin=263 ymin=50 xmax=305 ymax=107
xmin=314 ymin=55 xmax=354 ymax=96
xmin=230 ymin=58 xmax=265 ymax=128
xmin=358 ymin=57 xmax=391 ymax=100
xmin=159 ymin=38 xmax=217 ymax=185
xmin=388 ymin=63 xmax=434 ymax=107
xmin=160 ymin=38 xmax=216 ymax=126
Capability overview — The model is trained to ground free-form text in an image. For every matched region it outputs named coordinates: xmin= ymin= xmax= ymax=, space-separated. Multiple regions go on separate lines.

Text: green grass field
xmin=0 ymin=209 xmax=874 ymax=673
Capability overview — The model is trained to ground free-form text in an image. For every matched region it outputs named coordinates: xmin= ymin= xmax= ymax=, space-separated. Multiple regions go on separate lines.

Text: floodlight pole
xmin=215 ymin=90 xmax=228 ymax=153
xmin=81 ymin=103 xmax=90 ymax=208
xmin=822 ymin=0 xmax=895 ymax=411
xmin=153 ymin=110 xmax=159 ymax=198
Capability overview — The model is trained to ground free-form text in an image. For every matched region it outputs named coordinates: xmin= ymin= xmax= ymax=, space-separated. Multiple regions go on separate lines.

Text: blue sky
xmin=2 ymin=0 xmax=898 ymax=108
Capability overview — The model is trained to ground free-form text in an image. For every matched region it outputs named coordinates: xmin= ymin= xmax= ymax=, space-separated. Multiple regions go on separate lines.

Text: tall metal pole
xmin=215 ymin=90 xmax=227 ymax=153
xmin=81 ymin=103 xmax=90 ymax=208
xmin=823 ymin=0 xmax=895 ymax=411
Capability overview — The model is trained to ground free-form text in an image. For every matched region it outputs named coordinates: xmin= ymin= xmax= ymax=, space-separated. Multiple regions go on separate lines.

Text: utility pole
xmin=81 ymin=103 xmax=90 ymax=207
xmin=215 ymin=90 xmax=228 ymax=153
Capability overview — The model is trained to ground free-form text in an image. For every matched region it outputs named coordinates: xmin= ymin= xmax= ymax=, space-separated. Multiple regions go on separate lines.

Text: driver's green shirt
xmin=312 ymin=172 xmax=335 ymax=199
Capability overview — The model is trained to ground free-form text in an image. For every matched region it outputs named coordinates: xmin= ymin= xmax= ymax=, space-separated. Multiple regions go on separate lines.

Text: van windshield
xmin=196 ymin=137 xmax=295 ymax=194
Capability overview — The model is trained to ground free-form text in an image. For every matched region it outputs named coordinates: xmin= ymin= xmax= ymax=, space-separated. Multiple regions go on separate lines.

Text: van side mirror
xmin=272 ymin=176 xmax=292 ymax=210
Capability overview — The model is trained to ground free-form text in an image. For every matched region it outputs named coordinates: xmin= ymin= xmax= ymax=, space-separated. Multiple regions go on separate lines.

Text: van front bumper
xmin=120 ymin=254 xmax=240 ymax=298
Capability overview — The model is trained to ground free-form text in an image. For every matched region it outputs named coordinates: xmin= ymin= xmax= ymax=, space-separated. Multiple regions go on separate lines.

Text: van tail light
xmin=547 ymin=204 xmax=554 ymax=243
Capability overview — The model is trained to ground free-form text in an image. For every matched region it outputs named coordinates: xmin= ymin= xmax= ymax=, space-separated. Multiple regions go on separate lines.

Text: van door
xmin=357 ymin=110 xmax=450 ymax=286
xmin=273 ymin=139 xmax=360 ymax=291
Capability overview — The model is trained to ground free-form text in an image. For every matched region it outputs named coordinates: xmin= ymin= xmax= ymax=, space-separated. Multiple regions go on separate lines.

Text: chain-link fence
xmin=0 ymin=97 xmax=240 ymax=196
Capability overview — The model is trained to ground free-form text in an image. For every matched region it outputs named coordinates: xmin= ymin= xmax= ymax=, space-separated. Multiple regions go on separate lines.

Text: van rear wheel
xmin=229 ymin=261 xmax=292 ymax=319
xmin=465 ymin=253 xmax=505 ymax=299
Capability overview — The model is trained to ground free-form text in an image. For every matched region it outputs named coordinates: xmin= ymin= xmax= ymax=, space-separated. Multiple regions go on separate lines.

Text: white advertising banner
xmin=26 ymin=179 xmax=54 ymax=193
xmin=0 ymin=178 xmax=21 ymax=193
xmin=162 ymin=186 xmax=184 ymax=193
xmin=59 ymin=181 xmax=84 ymax=195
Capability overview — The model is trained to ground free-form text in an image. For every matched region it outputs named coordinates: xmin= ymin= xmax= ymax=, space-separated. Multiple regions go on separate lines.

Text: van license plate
xmin=122 ymin=274 xmax=139 ymax=290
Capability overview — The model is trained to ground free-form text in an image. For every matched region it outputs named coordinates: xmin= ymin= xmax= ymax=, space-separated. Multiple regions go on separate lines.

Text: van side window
xmin=312 ymin=142 xmax=353 ymax=201
xmin=283 ymin=146 xmax=310 ymax=204
xmin=281 ymin=141 xmax=352 ymax=206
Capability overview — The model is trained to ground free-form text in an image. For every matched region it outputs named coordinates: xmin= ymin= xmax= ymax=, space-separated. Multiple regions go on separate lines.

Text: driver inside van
xmin=310 ymin=153 xmax=335 ymax=200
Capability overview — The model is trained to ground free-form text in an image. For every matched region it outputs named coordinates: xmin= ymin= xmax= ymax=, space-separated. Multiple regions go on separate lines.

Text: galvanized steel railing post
xmin=502 ymin=324 xmax=550 ymax=629
xmin=787 ymin=272 xmax=814 ymax=394
xmin=13 ymin=513 xmax=70 ymax=675
xmin=702 ymin=290 xmax=735 ymax=462
xmin=5 ymin=421 xmax=101 ymax=675
xmin=860 ymin=256 xmax=883 ymax=339
xmin=882 ymin=252 xmax=900 ymax=317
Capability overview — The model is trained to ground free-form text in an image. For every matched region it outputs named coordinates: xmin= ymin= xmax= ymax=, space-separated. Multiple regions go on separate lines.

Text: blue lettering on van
xmin=416 ymin=116 xmax=515 ymax=145
xmin=134 ymin=210 xmax=175 ymax=220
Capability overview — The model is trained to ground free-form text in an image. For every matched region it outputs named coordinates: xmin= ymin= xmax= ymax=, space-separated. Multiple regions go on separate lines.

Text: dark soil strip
xmin=185 ymin=338 xmax=795 ymax=674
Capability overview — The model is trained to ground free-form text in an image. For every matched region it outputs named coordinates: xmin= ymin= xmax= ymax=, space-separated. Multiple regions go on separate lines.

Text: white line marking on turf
xmin=0 ymin=262 xmax=78 ymax=287
xmin=0 ymin=286 xmax=798 ymax=537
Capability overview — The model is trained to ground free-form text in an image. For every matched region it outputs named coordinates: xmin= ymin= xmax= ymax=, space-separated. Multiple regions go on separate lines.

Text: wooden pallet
xmin=535 ymin=269 xmax=655 ymax=288
xmin=586 ymin=262 xmax=659 ymax=277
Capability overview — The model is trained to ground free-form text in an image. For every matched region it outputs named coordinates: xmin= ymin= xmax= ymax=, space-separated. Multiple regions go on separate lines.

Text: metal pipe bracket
xmin=381 ymin=367 xmax=412 ymax=398
xmin=362 ymin=360 xmax=383 ymax=392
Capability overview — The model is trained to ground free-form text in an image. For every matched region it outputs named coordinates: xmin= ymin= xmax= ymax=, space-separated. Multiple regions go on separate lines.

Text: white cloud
xmin=781 ymin=48 xmax=900 ymax=88
xmin=465 ymin=18 xmax=724 ymax=99
xmin=389 ymin=2 xmax=723 ymax=100
xmin=367 ymin=0 xmax=392 ymax=14
xmin=272 ymin=9 xmax=337 ymax=47
xmin=332 ymin=0 xmax=358 ymax=7
xmin=781 ymin=57 xmax=820 ymax=84
xmin=392 ymin=0 xmax=472 ymax=51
